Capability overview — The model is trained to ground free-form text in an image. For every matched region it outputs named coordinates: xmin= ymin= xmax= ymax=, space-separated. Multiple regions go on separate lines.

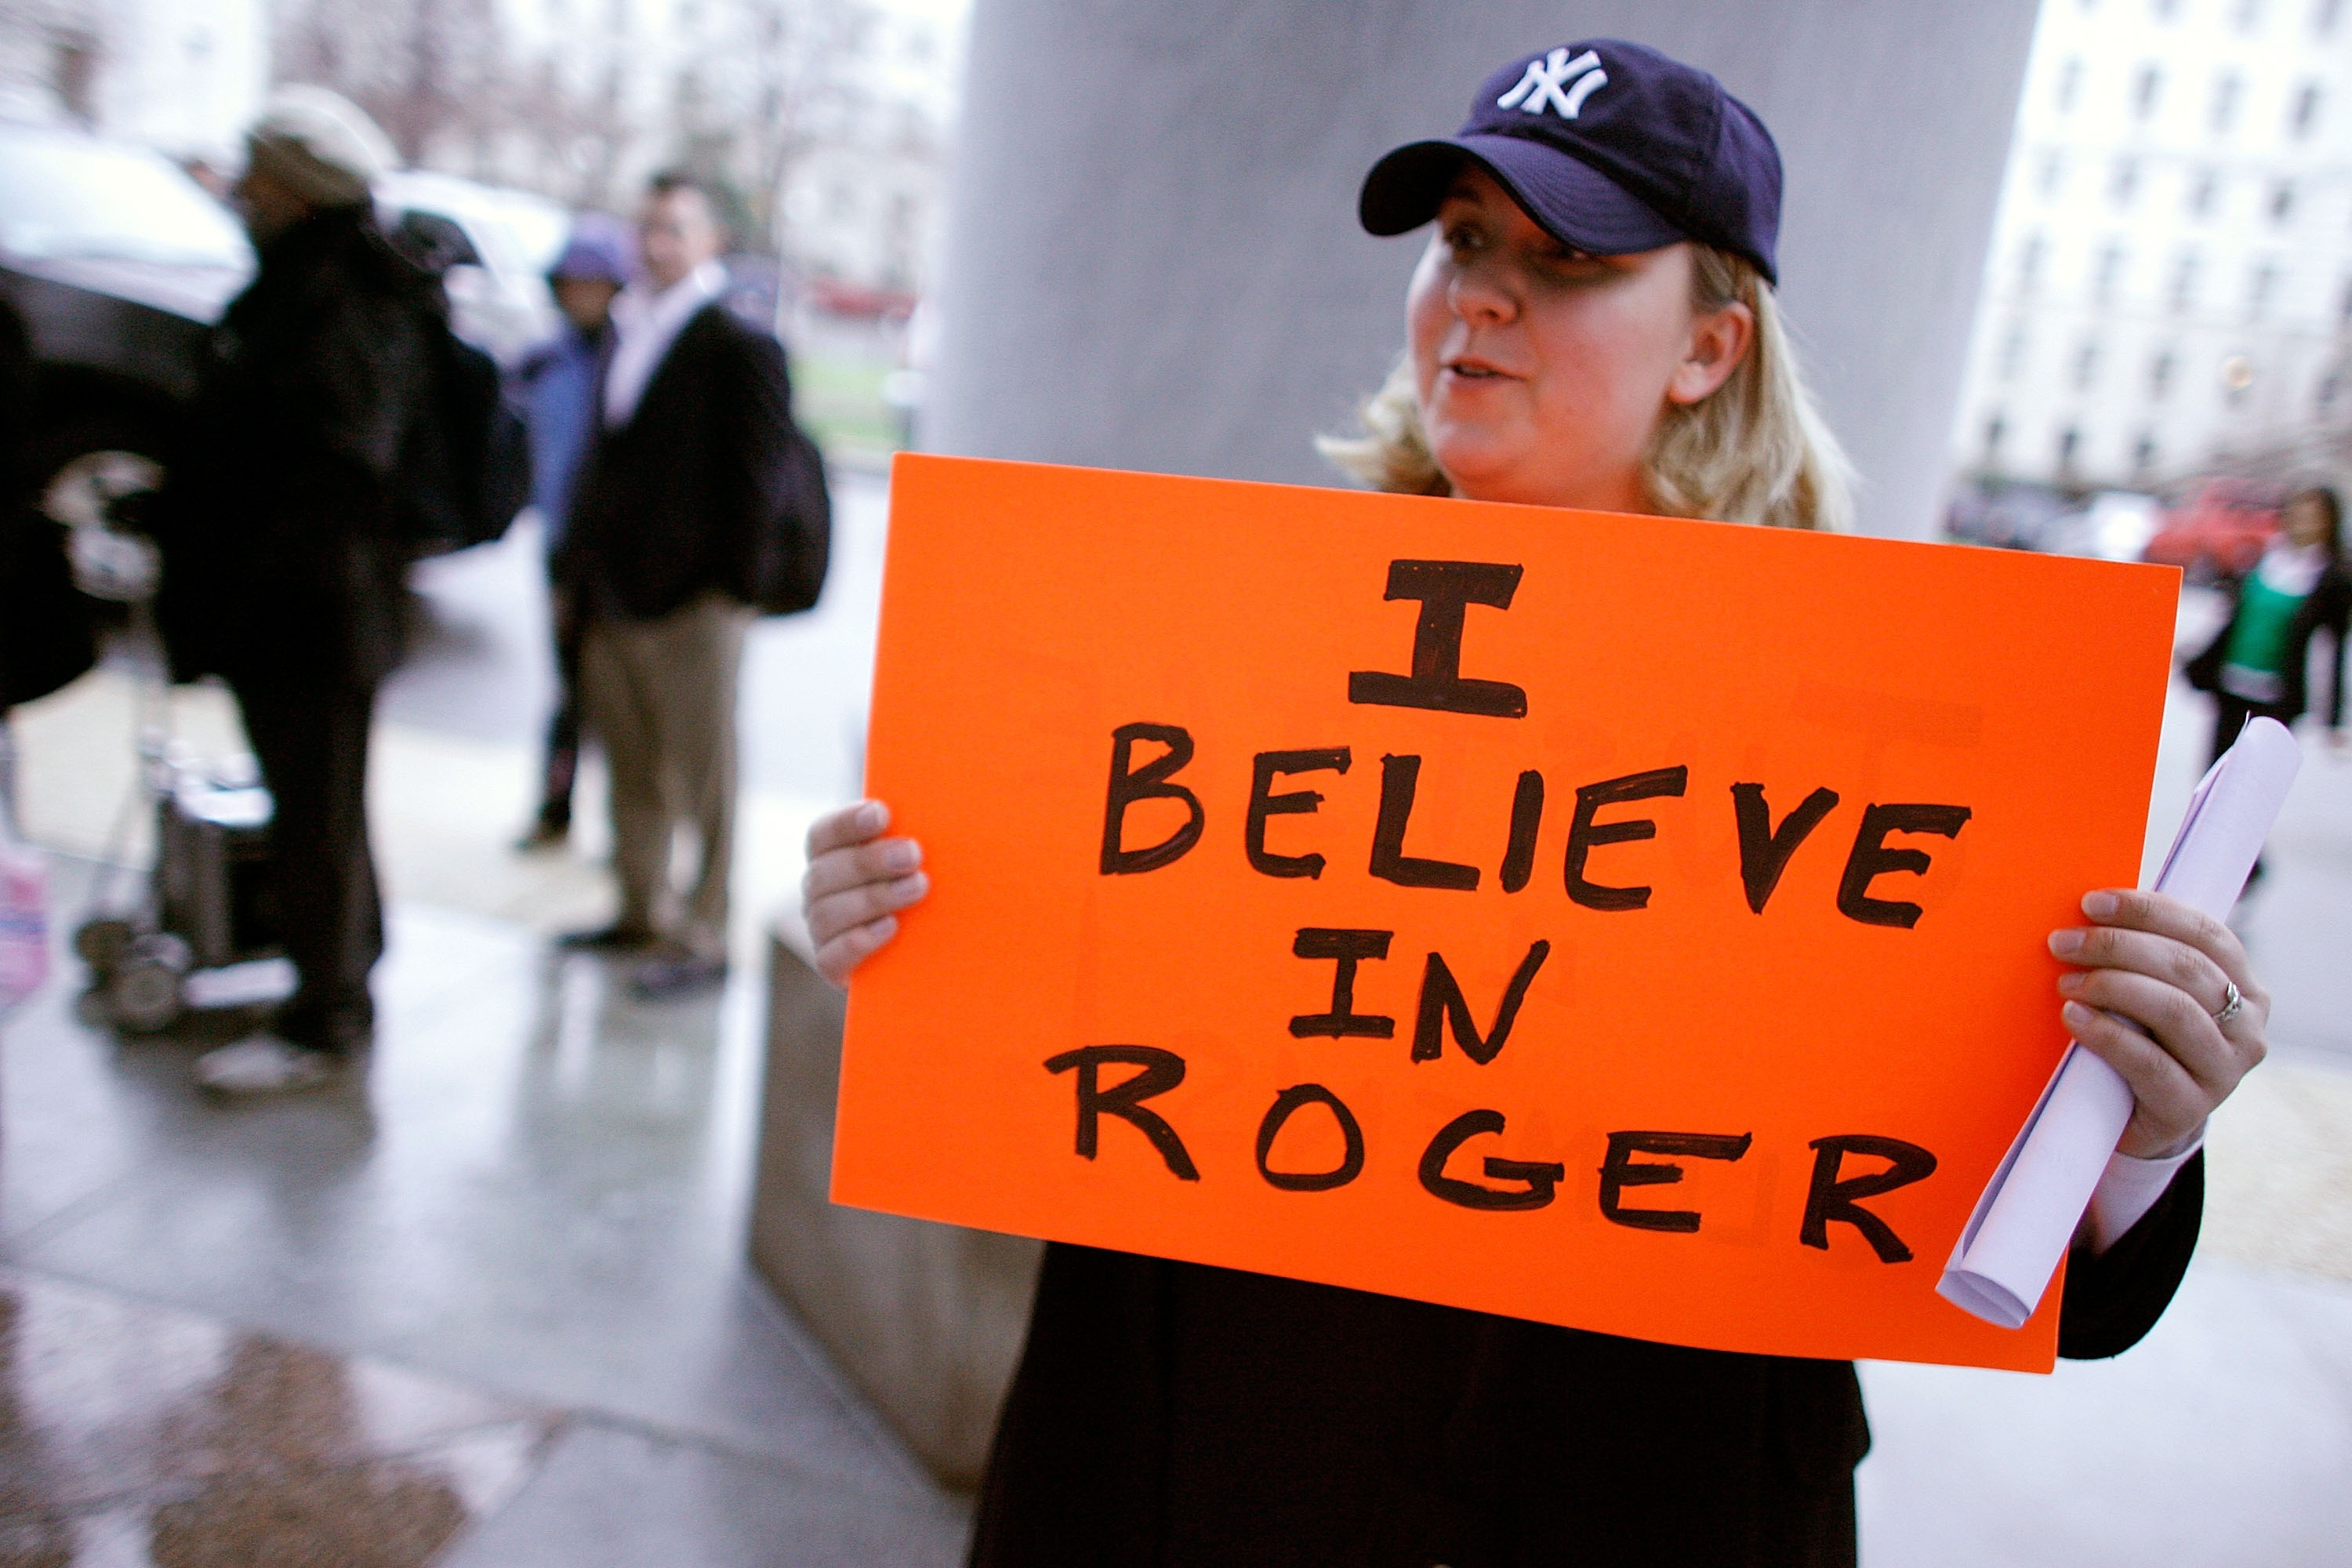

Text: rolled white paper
xmin=1937 ymin=717 xmax=2302 ymax=1328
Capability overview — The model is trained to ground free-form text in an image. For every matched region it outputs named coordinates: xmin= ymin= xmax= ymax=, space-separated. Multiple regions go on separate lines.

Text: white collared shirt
xmin=2254 ymin=538 xmax=2328 ymax=597
xmin=601 ymin=259 xmax=727 ymax=428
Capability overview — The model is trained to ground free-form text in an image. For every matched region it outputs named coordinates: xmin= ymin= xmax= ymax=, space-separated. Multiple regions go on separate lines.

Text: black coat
xmin=158 ymin=207 xmax=437 ymax=688
xmin=1 ymin=303 xmax=95 ymax=709
xmin=971 ymin=1156 xmax=2203 ymax=1568
xmin=2183 ymin=558 xmax=2351 ymax=728
xmin=554 ymin=303 xmax=796 ymax=622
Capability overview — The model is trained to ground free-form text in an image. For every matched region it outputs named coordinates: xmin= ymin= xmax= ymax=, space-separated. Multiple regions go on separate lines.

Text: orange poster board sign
xmin=833 ymin=455 xmax=2178 ymax=1372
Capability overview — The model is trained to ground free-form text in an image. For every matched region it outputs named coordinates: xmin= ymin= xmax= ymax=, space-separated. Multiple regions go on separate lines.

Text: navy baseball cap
xmin=1359 ymin=40 xmax=1783 ymax=285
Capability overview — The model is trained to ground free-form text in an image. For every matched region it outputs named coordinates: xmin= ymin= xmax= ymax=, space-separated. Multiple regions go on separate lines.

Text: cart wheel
xmin=109 ymin=934 xmax=191 ymax=1033
xmin=76 ymin=918 xmax=135 ymax=976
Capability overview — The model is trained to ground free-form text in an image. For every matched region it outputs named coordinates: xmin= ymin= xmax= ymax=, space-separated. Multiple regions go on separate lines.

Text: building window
xmin=2211 ymin=71 xmax=2241 ymax=132
xmin=2249 ymin=261 xmax=2281 ymax=319
xmin=2270 ymin=180 xmax=2296 ymax=221
xmin=2156 ymin=0 xmax=2180 ymax=16
xmin=2074 ymin=339 xmax=2103 ymax=390
xmin=2236 ymin=0 xmax=2266 ymax=28
xmin=2058 ymin=426 xmax=2083 ymax=472
xmin=1984 ymin=413 xmax=2007 ymax=466
xmin=2019 ymin=233 xmax=2048 ymax=292
xmin=52 ymin=34 xmax=97 ymax=124
xmin=1999 ymin=322 xmax=2031 ymax=379
xmin=2133 ymin=433 xmax=2160 ymax=475
xmin=2292 ymin=83 xmax=2323 ymax=136
xmin=2096 ymin=241 xmax=2129 ymax=303
xmin=2151 ymin=350 xmax=2176 ymax=399
xmin=2170 ymin=250 xmax=2201 ymax=311
xmin=2111 ymin=156 xmax=2140 ymax=205
xmin=2320 ymin=0 xmax=2345 ymax=38
xmin=2136 ymin=64 xmax=2164 ymax=118
xmin=2319 ymin=371 xmax=2343 ymax=415
xmin=2058 ymin=57 xmax=2085 ymax=112
xmin=2190 ymin=168 xmax=2220 ymax=216
xmin=2039 ymin=150 xmax=2066 ymax=197
xmin=2339 ymin=275 xmax=2352 ymax=325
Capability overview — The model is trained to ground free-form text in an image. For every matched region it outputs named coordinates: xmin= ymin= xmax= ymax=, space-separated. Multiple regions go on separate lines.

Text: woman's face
xmin=2282 ymin=494 xmax=2332 ymax=550
xmin=1406 ymin=165 xmax=1752 ymax=511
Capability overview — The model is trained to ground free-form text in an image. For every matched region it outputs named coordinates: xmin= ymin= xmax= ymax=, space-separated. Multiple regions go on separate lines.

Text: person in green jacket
xmin=2186 ymin=485 xmax=2350 ymax=768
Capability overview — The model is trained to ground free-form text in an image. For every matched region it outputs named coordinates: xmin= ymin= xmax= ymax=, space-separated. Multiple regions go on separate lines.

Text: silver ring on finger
xmin=2212 ymin=979 xmax=2244 ymax=1027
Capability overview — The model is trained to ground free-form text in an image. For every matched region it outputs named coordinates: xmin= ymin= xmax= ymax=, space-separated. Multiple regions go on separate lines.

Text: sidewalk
xmin=1 ymin=484 xmax=901 ymax=1565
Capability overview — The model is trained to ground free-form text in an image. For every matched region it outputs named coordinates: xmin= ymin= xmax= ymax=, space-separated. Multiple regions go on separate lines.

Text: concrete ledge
xmin=749 ymin=932 xmax=1043 ymax=1490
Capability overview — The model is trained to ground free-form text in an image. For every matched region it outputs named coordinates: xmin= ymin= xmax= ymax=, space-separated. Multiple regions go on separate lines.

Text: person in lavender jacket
xmin=515 ymin=216 xmax=630 ymax=850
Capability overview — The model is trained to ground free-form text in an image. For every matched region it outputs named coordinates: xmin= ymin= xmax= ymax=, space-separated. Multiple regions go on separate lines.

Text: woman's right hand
xmin=802 ymin=800 xmax=927 ymax=985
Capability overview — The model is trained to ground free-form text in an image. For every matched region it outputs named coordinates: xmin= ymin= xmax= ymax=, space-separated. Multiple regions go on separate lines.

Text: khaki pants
xmin=578 ymin=593 xmax=752 ymax=959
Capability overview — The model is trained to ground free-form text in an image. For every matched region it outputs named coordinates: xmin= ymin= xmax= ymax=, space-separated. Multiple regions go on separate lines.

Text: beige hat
xmin=244 ymin=85 xmax=395 ymax=209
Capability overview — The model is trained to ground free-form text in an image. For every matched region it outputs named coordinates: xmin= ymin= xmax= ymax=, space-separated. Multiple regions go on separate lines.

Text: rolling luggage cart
xmin=47 ymin=461 xmax=285 ymax=1031
xmin=77 ymin=757 xmax=282 ymax=1031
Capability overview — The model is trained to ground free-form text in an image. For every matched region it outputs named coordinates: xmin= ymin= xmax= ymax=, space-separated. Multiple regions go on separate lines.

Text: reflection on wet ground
xmin=0 ymin=861 xmax=969 ymax=1566
xmin=0 ymin=1269 xmax=554 ymax=1566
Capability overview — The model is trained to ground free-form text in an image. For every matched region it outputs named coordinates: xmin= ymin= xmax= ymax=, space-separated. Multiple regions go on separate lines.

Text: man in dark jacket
xmin=159 ymin=89 xmax=434 ymax=1094
xmin=553 ymin=171 xmax=794 ymax=996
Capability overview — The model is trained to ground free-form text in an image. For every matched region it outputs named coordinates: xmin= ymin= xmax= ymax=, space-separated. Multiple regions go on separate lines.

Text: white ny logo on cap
xmin=1497 ymin=48 xmax=1608 ymax=120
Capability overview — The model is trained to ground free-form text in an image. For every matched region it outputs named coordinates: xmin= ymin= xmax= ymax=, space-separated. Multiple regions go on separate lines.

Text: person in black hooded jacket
xmin=1 ymin=303 xmax=96 ymax=722
xmin=158 ymin=88 xmax=435 ymax=1096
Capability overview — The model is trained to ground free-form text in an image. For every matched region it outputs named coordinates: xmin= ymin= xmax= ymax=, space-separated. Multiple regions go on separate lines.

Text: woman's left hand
xmin=2049 ymin=888 xmax=2270 ymax=1159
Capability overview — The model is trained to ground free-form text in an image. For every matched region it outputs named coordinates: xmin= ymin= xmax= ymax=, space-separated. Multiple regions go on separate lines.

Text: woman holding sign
xmin=804 ymin=39 xmax=2271 ymax=1568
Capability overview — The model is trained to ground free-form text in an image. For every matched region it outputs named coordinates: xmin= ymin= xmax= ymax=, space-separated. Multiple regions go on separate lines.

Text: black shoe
xmin=515 ymin=818 xmax=570 ymax=852
xmin=556 ymin=923 xmax=659 ymax=953
xmin=629 ymin=954 xmax=728 ymax=1000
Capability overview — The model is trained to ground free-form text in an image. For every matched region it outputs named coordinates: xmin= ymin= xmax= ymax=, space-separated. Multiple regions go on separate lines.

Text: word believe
xmin=1100 ymin=560 xmax=1975 ymax=927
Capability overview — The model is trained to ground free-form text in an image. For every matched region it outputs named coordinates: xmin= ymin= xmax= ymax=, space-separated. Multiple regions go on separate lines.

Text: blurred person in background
xmin=2186 ymin=485 xmax=2349 ymax=768
xmin=157 ymin=88 xmax=435 ymax=1095
xmin=514 ymin=216 xmax=632 ymax=851
xmin=552 ymin=171 xmax=796 ymax=999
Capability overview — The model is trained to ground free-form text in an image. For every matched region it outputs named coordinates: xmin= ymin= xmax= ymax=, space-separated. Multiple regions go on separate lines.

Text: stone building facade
xmin=1955 ymin=0 xmax=2352 ymax=489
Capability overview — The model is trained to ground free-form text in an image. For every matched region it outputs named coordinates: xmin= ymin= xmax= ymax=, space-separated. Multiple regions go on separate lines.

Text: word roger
xmin=1050 ymin=560 xmax=1962 ymax=1265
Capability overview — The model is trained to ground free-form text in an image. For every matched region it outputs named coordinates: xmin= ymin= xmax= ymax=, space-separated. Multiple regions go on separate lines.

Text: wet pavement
xmin=1 ymin=1265 xmax=557 ymax=1567
xmin=0 ymin=858 xmax=972 ymax=1566
xmin=2 ymin=475 xmax=972 ymax=1563
xmin=2 ymin=475 xmax=2350 ymax=1563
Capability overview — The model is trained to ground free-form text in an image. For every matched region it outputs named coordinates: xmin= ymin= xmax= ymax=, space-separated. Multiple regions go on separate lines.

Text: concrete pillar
xmin=750 ymin=937 xmax=1042 ymax=1489
xmin=927 ymin=1 xmax=2041 ymax=539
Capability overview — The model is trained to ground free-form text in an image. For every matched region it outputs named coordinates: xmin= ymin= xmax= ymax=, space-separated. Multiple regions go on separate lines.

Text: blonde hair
xmin=1317 ymin=245 xmax=1853 ymax=532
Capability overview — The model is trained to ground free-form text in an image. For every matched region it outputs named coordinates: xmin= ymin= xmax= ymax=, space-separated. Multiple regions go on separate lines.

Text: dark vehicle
xmin=0 ymin=123 xmax=255 ymax=539
xmin=1944 ymin=478 xmax=2074 ymax=552
xmin=3 ymin=125 xmax=562 ymax=568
